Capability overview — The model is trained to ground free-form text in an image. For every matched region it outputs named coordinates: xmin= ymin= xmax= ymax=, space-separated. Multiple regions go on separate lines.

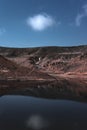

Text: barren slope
xmin=0 ymin=45 xmax=86 ymax=74
xmin=0 ymin=54 xmax=54 ymax=80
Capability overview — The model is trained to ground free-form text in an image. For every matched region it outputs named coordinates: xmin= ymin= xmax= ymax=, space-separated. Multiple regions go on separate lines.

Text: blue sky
xmin=0 ymin=0 xmax=87 ymax=47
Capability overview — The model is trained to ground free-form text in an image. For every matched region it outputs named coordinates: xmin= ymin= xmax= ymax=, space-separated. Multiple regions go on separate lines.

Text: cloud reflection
xmin=26 ymin=115 xmax=48 ymax=130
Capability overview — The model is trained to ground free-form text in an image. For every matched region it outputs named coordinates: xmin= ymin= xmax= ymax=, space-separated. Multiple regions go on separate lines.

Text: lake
xmin=0 ymin=94 xmax=87 ymax=130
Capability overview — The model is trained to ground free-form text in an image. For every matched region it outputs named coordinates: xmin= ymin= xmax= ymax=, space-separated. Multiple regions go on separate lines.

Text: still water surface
xmin=0 ymin=95 xmax=87 ymax=130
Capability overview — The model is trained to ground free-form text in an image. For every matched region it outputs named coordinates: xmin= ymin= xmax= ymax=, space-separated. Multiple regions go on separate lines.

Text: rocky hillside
xmin=0 ymin=45 xmax=86 ymax=74
xmin=0 ymin=54 xmax=53 ymax=80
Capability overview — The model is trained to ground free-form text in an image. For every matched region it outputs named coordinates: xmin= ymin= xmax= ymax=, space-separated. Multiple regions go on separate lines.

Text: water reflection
xmin=0 ymin=84 xmax=87 ymax=130
xmin=26 ymin=115 xmax=48 ymax=130
xmin=0 ymin=95 xmax=87 ymax=130
xmin=0 ymin=85 xmax=87 ymax=102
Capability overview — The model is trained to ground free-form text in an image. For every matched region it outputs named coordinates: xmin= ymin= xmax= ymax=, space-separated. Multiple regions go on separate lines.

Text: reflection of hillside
xmin=0 ymin=82 xmax=87 ymax=103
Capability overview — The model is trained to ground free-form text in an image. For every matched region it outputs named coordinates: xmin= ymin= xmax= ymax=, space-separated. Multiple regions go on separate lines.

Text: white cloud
xmin=76 ymin=14 xmax=84 ymax=26
xmin=83 ymin=4 xmax=87 ymax=14
xmin=27 ymin=13 xmax=55 ymax=31
xmin=26 ymin=115 xmax=48 ymax=130
xmin=75 ymin=4 xmax=87 ymax=26
xmin=0 ymin=28 xmax=6 ymax=36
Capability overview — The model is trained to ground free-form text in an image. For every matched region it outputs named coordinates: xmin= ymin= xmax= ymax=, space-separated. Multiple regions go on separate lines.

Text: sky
xmin=0 ymin=0 xmax=87 ymax=47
